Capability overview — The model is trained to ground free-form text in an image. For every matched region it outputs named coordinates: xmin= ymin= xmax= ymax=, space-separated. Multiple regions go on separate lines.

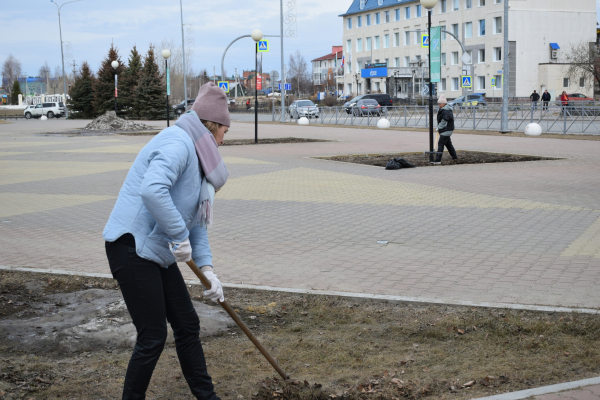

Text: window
xmin=580 ymin=77 xmax=585 ymax=88
xmin=452 ymin=77 xmax=459 ymax=91
xmin=494 ymin=47 xmax=501 ymax=61
xmin=374 ymin=36 xmax=380 ymax=49
xmin=494 ymin=17 xmax=502 ymax=34
xmin=404 ymin=56 xmax=410 ymax=67
xmin=466 ymin=50 xmax=473 ymax=64
xmin=415 ymin=29 xmax=421 ymax=45
xmin=494 ymin=75 xmax=502 ymax=89
xmin=404 ymin=31 xmax=410 ymax=45
xmin=479 ymin=19 xmax=485 ymax=36
xmin=394 ymin=32 xmax=400 ymax=47
xmin=347 ymin=18 xmax=352 ymax=29
xmin=375 ymin=12 xmax=380 ymax=24
xmin=478 ymin=76 xmax=485 ymax=90
xmin=357 ymin=38 xmax=363 ymax=52
xmin=466 ymin=0 xmax=472 ymax=8
xmin=347 ymin=83 xmax=352 ymax=95
xmin=384 ymin=34 xmax=390 ymax=48
xmin=416 ymin=4 xmax=422 ymax=17
xmin=348 ymin=60 xmax=352 ymax=73
xmin=563 ymin=78 xmax=569 ymax=87
xmin=360 ymin=0 xmax=366 ymax=9
xmin=453 ymin=0 xmax=459 ymax=10
xmin=405 ymin=6 xmax=410 ymax=19
xmin=478 ymin=49 xmax=485 ymax=63
xmin=441 ymin=52 xmax=447 ymax=66
xmin=441 ymin=25 xmax=447 ymax=40
xmin=378 ymin=0 xmax=383 ymax=4
xmin=441 ymin=78 xmax=447 ymax=91
xmin=375 ymin=81 xmax=380 ymax=92
xmin=451 ymin=24 xmax=458 ymax=39
xmin=395 ymin=8 xmax=400 ymax=21
xmin=416 ymin=55 xmax=421 ymax=61
xmin=357 ymin=82 xmax=362 ymax=94
xmin=495 ymin=0 xmax=503 ymax=3
xmin=440 ymin=0 xmax=447 ymax=13
xmin=451 ymin=51 xmax=459 ymax=65
xmin=366 ymin=37 xmax=372 ymax=51
xmin=465 ymin=22 xmax=472 ymax=38
xmin=394 ymin=57 xmax=400 ymax=67
xmin=385 ymin=11 xmax=390 ymax=23
xmin=346 ymin=40 xmax=351 ymax=52
xmin=358 ymin=61 xmax=362 ymax=70
xmin=384 ymin=58 xmax=389 ymax=66
xmin=357 ymin=16 xmax=362 ymax=27
xmin=479 ymin=0 xmax=485 ymax=5
xmin=366 ymin=14 xmax=371 ymax=26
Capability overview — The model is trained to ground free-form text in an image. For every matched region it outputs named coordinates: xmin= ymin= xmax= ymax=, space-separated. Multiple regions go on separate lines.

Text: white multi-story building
xmin=340 ymin=0 xmax=596 ymax=100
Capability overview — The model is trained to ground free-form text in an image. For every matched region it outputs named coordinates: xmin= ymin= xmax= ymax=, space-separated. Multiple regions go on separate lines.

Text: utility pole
xmin=500 ymin=0 xmax=510 ymax=133
xmin=180 ymin=0 xmax=188 ymax=110
xmin=235 ymin=67 xmax=238 ymax=101
xmin=280 ymin=0 xmax=285 ymax=122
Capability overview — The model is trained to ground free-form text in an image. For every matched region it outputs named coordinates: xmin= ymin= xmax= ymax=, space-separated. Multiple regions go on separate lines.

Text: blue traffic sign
xmin=257 ymin=40 xmax=269 ymax=52
xmin=278 ymin=83 xmax=292 ymax=90
xmin=217 ymin=81 xmax=229 ymax=93
xmin=462 ymin=76 xmax=472 ymax=88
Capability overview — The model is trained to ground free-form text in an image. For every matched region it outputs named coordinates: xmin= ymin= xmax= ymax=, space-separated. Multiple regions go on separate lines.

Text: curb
xmin=1 ymin=265 xmax=599 ymax=314
xmin=470 ymin=377 xmax=600 ymax=400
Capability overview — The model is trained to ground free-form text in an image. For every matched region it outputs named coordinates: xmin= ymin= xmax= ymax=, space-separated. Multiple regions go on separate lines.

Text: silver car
xmin=24 ymin=102 xmax=66 ymax=119
xmin=289 ymin=100 xmax=319 ymax=119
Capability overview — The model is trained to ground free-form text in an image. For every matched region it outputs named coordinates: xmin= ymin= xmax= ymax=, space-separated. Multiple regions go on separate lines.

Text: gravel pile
xmin=84 ymin=111 xmax=152 ymax=131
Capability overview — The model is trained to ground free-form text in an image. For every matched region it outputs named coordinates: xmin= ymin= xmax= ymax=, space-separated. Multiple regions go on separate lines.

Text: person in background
xmin=432 ymin=94 xmax=458 ymax=165
xmin=530 ymin=90 xmax=540 ymax=111
xmin=560 ymin=91 xmax=569 ymax=116
xmin=541 ymin=90 xmax=551 ymax=111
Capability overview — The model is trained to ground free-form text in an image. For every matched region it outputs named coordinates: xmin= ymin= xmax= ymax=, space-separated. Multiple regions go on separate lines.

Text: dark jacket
xmin=437 ymin=104 xmax=455 ymax=135
xmin=530 ymin=92 xmax=540 ymax=101
xmin=541 ymin=92 xmax=551 ymax=101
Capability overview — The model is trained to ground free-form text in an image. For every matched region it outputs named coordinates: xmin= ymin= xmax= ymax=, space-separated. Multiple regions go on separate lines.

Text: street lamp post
xmin=251 ymin=29 xmax=263 ymax=144
xmin=111 ymin=60 xmax=119 ymax=114
xmin=420 ymin=0 xmax=438 ymax=163
xmin=50 ymin=0 xmax=80 ymax=118
xmin=162 ymin=49 xmax=171 ymax=127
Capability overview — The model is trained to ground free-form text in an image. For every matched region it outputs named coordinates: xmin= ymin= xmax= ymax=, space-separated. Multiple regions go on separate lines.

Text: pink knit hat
xmin=437 ymin=94 xmax=447 ymax=104
xmin=191 ymin=82 xmax=231 ymax=127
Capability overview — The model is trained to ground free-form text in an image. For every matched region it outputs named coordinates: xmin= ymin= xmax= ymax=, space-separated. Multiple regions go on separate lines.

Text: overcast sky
xmin=2 ymin=0 xmax=599 ymax=81
xmin=1 ymin=0 xmax=352 ymax=80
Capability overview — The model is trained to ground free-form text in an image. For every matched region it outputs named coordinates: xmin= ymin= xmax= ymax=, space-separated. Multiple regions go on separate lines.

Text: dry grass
xmin=0 ymin=120 xmax=9 ymax=124
xmin=1 ymin=270 xmax=600 ymax=399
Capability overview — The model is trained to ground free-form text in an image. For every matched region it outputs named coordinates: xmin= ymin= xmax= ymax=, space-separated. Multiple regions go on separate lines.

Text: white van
xmin=24 ymin=102 xmax=66 ymax=119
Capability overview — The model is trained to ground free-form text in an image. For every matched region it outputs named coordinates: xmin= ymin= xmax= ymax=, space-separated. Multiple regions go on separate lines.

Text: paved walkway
xmin=1 ymin=118 xmax=599 ymax=310
xmin=534 ymin=385 xmax=600 ymax=400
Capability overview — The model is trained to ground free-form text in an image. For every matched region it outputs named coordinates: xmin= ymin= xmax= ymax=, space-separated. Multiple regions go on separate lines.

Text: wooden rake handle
xmin=186 ymin=260 xmax=289 ymax=380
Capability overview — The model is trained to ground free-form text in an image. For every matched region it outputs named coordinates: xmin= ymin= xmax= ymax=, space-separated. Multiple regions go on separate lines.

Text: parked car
xmin=343 ymin=94 xmax=393 ymax=114
xmin=448 ymin=94 xmax=487 ymax=108
xmin=289 ymin=100 xmax=319 ymax=118
xmin=172 ymin=99 xmax=195 ymax=116
xmin=351 ymin=99 xmax=382 ymax=116
xmin=555 ymin=93 xmax=594 ymax=107
xmin=24 ymin=102 xmax=66 ymax=119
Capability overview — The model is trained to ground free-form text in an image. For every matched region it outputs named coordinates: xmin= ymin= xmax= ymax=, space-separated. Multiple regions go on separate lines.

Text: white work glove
xmin=168 ymin=238 xmax=192 ymax=262
xmin=202 ymin=270 xmax=225 ymax=303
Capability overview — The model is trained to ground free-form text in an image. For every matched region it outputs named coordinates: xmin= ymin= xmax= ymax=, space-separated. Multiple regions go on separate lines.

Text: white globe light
xmin=162 ymin=49 xmax=171 ymax=59
xmin=41 ymin=115 xmax=48 ymax=121
xmin=420 ymin=0 xmax=438 ymax=9
xmin=111 ymin=61 xmax=119 ymax=69
xmin=251 ymin=29 xmax=264 ymax=42
xmin=377 ymin=118 xmax=391 ymax=129
xmin=525 ymin=123 xmax=543 ymax=136
xmin=298 ymin=117 xmax=309 ymax=125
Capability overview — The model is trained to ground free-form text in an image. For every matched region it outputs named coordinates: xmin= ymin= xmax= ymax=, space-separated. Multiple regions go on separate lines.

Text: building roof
xmin=550 ymin=43 xmax=560 ymax=50
xmin=340 ymin=0 xmax=417 ymax=17
xmin=312 ymin=50 xmax=344 ymax=62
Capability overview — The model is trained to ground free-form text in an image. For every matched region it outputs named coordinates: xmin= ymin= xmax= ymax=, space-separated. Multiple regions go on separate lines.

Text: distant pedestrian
xmin=530 ymin=90 xmax=540 ymax=111
xmin=560 ymin=91 xmax=569 ymax=116
xmin=246 ymin=99 xmax=251 ymax=110
xmin=432 ymin=94 xmax=458 ymax=165
xmin=541 ymin=90 xmax=551 ymax=110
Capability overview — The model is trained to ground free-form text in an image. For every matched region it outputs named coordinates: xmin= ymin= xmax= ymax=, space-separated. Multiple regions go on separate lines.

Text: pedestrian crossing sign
xmin=218 ymin=81 xmax=229 ymax=93
xmin=491 ymin=78 xmax=496 ymax=87
xmin=421 ymin=34 xmax=429 ymax=48
xmin=257 ymin=40 xmax=269 ymax=52
xmin=462 ymin=76 xmax=472 ymax=88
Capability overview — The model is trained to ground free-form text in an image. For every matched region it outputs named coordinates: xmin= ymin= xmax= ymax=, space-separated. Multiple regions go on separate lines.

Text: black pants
xmin=542 ymin=101 xmax=549 ymax=110
xmin=435 ymin=135 xmax=457 ymax=162
xmin=105 ymin=234 xmax=218 ymax=400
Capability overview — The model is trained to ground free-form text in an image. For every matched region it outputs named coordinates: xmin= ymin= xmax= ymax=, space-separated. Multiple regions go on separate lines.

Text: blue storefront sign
xmin=361 ymin=67 xmax=388 ymax=78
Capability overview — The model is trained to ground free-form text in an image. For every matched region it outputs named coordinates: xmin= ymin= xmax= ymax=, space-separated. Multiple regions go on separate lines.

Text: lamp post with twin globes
xmin=251 ymin=29 xmax=263 ymax=144
xmin=162 ymin=49 xmax=171 ymax=127
xmin=420 ymin=0 xmax=438 ymax=163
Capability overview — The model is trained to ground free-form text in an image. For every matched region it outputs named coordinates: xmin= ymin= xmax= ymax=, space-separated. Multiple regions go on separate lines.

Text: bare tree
xmin=562 ymin=41 xmax=599 ymax=93
xmin=39 ymin=62 xmax=51 ymax=82
xmin=1 ymin=54 xmax=22 ymax=95
xmin=288 ymin=50 xmax=312 ymax=96
xmin=157 ymin=38 xmax=194 ymax=102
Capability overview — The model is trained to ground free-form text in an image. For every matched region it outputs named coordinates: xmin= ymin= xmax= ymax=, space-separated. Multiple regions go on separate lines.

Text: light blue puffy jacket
xmin=103 ymin=123 xmax=212 ymax=268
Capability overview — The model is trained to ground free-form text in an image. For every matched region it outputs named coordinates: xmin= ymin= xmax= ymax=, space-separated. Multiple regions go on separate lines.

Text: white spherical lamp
xmin=377 ymin=118 xmax=391 ymax=129
xmin=298 ymin=117 xmax=309 ymax=125
xmin=525 ymin=123 xmax=543 ymax=136
xmin=162 ymin=49 xmax=171 ymax=60
xmin=251 ymin=29 xmax=264 ymax=42
xmin=111 ymin=61 xmax=119 ymax=69
xmin=41 ymin=115 xmax=48 ymax=121
xmin=420 ymin=0 xmax=438 ymax=9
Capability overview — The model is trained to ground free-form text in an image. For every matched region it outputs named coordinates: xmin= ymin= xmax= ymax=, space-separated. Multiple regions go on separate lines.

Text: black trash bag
xmin=385 ymin=160 xmax=402 ymax=170
xmin=393 ymin=158 xmax=416 ymax=168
